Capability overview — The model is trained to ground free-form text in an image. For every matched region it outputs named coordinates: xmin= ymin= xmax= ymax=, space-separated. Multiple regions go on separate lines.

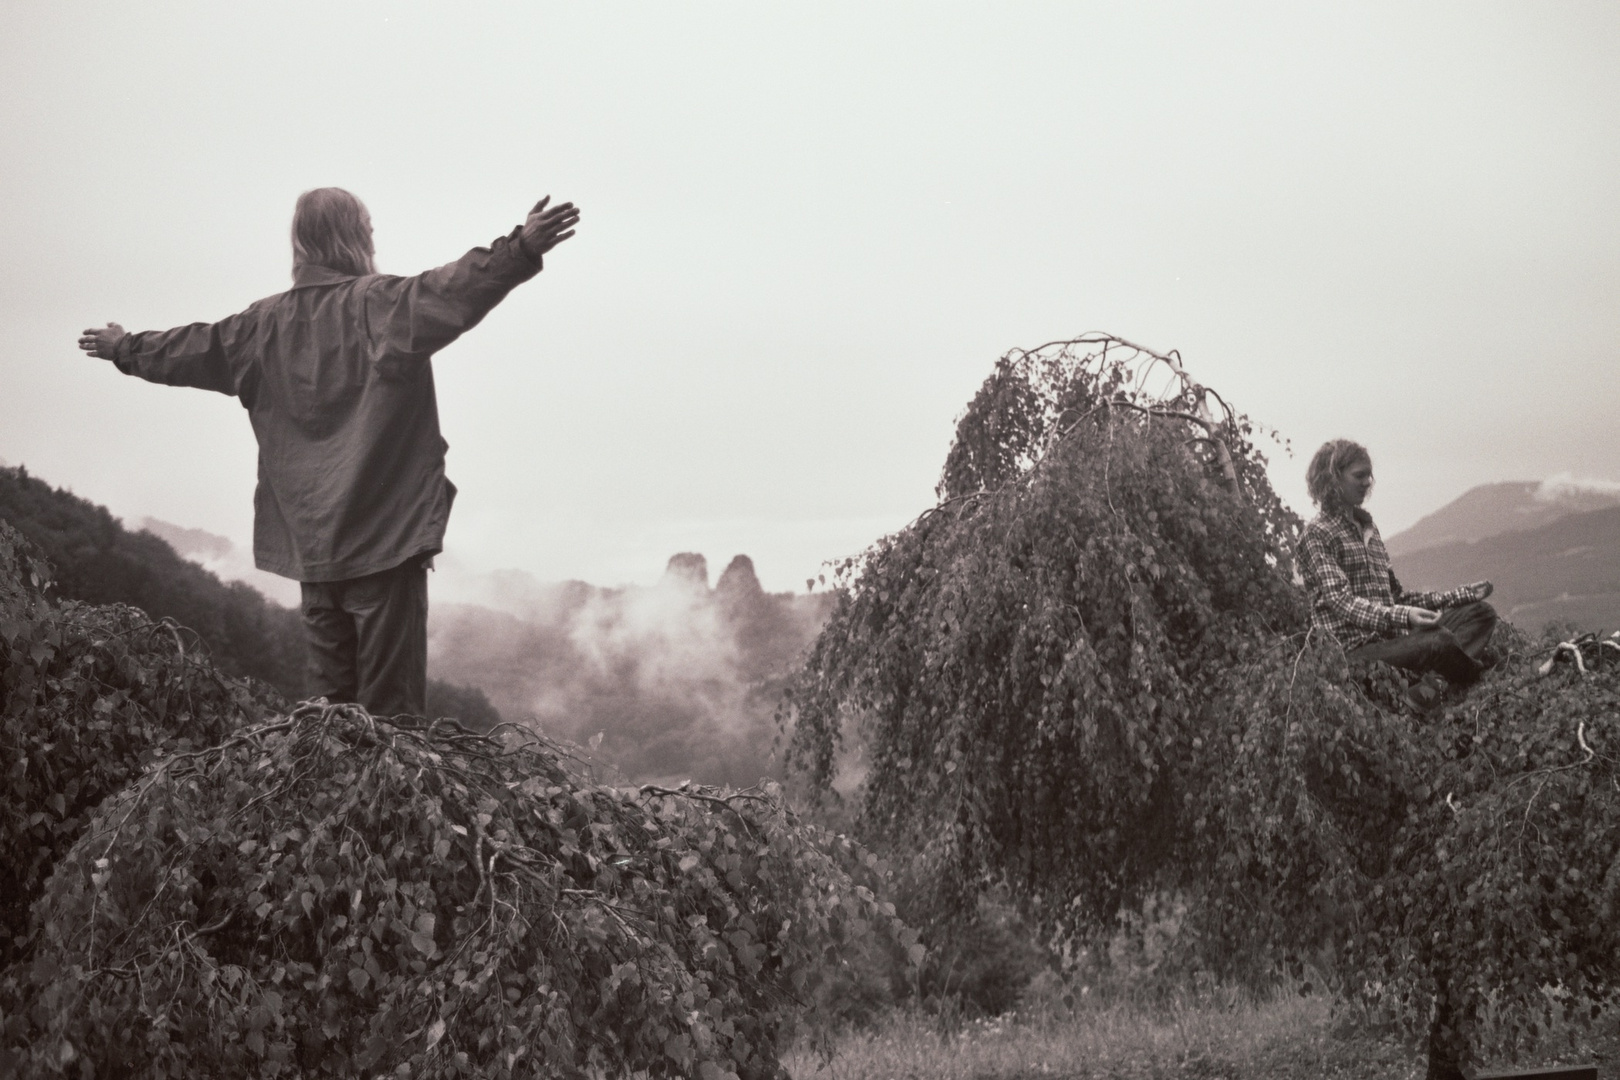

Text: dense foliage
xmin=0 ymin=515 xmax=909 ymax=1078
xmin=0 ymin=699 xmax=911 ymax=1079
xmin=0 ymin=466 xmax=306 ymax=695
xmin=786 ymin=336 xmax=1303 ymax=926
xmin=785 ymin=334 xmax=1620 ymax=1078
xmin=0 ymin=520 xmax=279 ymax=966
xmin=1367 ymin=649 xmax=1620 ymax=1070
xmin=1200 ymin=634 xmax=1620 ymax=1075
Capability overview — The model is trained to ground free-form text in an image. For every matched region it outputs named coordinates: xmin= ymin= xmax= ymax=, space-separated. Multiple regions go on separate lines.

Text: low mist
xmin=1535 ymin=473 xmax=1620 ymax=503
xmin=137 ymin=517 xmax=833 ymax=784
xmin=428 ymin=553 xmax=831 ymax=787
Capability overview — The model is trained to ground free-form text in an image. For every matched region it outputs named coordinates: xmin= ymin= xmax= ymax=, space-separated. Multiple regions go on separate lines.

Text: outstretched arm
xmin=365 ymin=196 xmax=582 ymax=361
xmin=76 ymin=316 xmax=243 ymax=396
xmin=77 ymin=322 xmax=127 ymax=360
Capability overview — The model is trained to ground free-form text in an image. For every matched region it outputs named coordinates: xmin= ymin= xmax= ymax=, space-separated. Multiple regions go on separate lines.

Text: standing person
xmin=77 ymin=188 xmax=580 ymax=715
xmin=1298 ymin=439 xmax=1497 ymax=684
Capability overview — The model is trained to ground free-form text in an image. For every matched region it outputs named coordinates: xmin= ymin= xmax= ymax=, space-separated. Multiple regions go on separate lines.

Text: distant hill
xmin=0 ymin=464 xmax=501 ymax=725
xmin=1392 ymin=504 xmax=1620 ymax=632
xmin=137 ymin=516 xmax=301 ymax=607
xmin=1386 ymin=477 xmax=1620 ymax=557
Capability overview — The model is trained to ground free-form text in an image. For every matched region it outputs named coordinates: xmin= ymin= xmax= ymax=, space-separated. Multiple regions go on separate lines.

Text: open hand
xmin=78 ymin=322 xmax=126 ymax=360
xmin=520 ymin=196 xmax=580 ymax=260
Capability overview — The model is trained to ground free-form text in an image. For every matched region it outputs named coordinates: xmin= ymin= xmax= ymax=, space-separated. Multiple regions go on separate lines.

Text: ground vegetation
xmin=0 ymin=520 xmax=279 ymax=967
xmin=0 ymin=520 xmax=909 ymax=1079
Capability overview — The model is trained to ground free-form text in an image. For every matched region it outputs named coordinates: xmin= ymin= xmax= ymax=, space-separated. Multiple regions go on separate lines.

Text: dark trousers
xmin=299 ymin=558 xmax=428 ymax=716
xmin=1349 ymin=601 xmax=1497 ymax=684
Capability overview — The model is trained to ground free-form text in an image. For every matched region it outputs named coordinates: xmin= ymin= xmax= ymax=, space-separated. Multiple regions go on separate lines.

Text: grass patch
xmin=789 ymin=988 xmax=1620 ymax=1080
xmin=785 ymin=993 xmax=1427 ymax=1080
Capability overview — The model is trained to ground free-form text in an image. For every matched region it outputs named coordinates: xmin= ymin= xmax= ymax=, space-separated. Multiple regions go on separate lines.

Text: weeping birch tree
xmin=785 ymin=335 xmax=1620 ymax=1080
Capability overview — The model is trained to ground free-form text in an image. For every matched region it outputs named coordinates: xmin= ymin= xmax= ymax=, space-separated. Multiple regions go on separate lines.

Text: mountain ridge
xmin=1386 ymin=476 xmax=1620 ymax=557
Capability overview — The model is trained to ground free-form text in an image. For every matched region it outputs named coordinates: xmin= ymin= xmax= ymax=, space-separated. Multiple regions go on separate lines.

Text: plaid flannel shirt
xmin=1297 ymin=509 xmax=1473 ymax=650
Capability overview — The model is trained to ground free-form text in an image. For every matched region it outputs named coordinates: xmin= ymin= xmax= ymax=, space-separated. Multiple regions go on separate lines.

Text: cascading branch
xmin=785 ymin=335 xmax=1304 ymax=927
xmin=0 ymin=701 xmax=912 ymax=1080
xmin=1197 ymin=635 xmax=1620 ymax=1078
xmin=0 ymin=520 xmax=278 ymax=967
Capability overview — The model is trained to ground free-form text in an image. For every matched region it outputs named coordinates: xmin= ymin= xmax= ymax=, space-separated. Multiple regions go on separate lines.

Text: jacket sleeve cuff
xmin=507 ymin=225 xmax=545 ymax=273
xmin=112 ymin=333 xmax=139 ymax=374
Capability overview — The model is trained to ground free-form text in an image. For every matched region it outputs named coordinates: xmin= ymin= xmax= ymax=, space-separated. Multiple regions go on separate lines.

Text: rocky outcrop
xmin=663 ymin=552 xmax=709 ymax=588
xmin=715 ymin=554 xmax=764 ymax=602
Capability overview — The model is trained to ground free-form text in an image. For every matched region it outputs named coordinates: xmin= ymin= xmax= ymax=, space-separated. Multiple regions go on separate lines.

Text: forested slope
xmin=0 ymin=466 xmax=304 ymax=694
xmin=0 ymin=465 xmax=499 ymax=724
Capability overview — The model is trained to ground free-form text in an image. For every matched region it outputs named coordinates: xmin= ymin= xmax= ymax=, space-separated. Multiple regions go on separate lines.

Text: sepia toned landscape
xmin=3 ymin=5 xmax=1619 ymax=1080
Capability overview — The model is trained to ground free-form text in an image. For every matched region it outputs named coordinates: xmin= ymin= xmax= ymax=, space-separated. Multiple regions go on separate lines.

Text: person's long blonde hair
xmin=291 ymin=187 xmax=376 ymax=277
xmin=1306 ymin=439 xmax=1372 ymax=513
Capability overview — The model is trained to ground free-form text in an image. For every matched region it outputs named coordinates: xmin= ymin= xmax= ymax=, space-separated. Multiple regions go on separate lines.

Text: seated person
xmin=1298 ymin=439 xmax=1496 ymax=684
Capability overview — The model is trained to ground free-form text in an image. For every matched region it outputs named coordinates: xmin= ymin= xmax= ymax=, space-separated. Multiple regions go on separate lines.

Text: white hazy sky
xmin=3 ymin=2 xmax=1617 ymax=593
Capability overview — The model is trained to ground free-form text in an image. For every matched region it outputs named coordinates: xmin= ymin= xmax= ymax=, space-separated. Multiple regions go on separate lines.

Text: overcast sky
xmin=3 ymin=2 xmax=1616 ymax=593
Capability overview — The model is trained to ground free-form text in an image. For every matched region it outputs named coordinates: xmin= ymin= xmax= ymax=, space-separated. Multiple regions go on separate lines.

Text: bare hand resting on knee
xmin=1405 ymin=607 xmax=1442 ymax=629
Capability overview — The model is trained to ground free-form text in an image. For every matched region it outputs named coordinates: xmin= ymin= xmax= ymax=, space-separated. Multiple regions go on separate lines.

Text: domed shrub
xmin=1 ymin=701 xmax=907 ymax=1079
xmin=0 ymin=520 xmax=276 ymax=965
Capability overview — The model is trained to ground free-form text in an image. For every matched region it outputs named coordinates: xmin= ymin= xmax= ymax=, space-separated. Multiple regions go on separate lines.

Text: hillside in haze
xmin=145 ymin=509 xmax=833 ymax=785
xmin=2 ymin=463 xmax=831 ymax=786
xmin=1379 ymin=475 xmax=1620 ymax=632
xmin=1393 ymin=503 xmax=1620 ymax=632
xmin=1385 ymin=476 xmax=1620 ymax=557
xmin=138 ymin=516 xmax=301 ymax=606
